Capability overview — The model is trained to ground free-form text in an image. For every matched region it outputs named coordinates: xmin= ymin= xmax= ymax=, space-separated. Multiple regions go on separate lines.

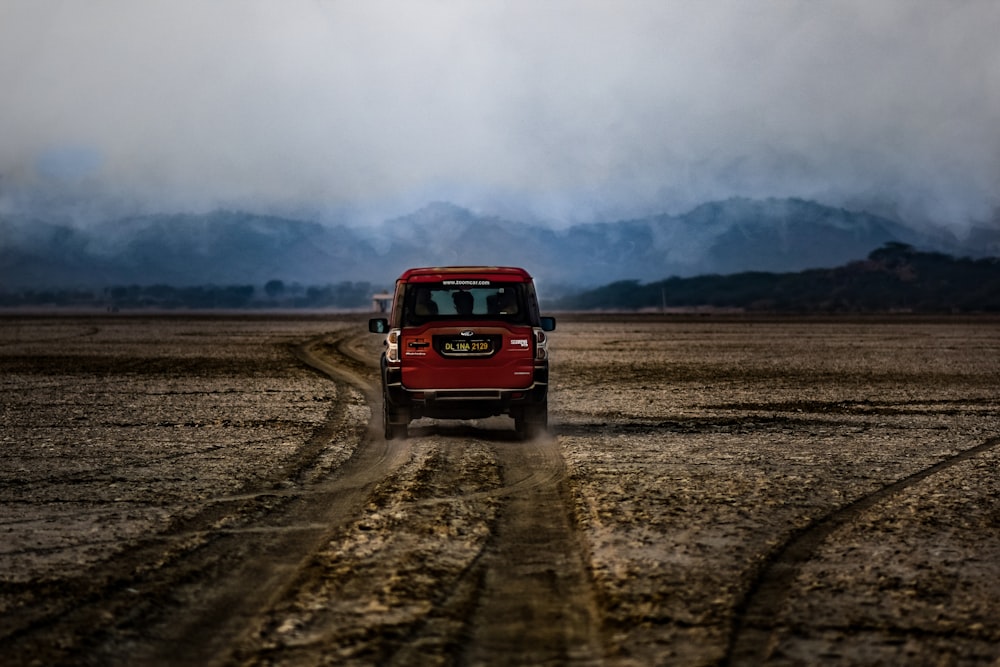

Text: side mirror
xmin=368 ymin=318 xmax=389 ymax=334
xmin=540 ymin=316 xmax=556 ymax=332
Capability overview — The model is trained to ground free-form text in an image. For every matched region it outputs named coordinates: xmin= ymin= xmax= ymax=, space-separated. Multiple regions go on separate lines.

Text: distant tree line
xmin=555 ymin=244 xmax=1000 ymax=313
xmin=5 ymin=245 xmax=999 ymax=312
xmin=0 ymin=280 xmax=377 ymax=310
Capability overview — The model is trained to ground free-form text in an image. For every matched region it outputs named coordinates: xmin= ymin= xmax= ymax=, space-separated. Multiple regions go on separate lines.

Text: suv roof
xmin=396 ymin=266 xmax=534 ymax=283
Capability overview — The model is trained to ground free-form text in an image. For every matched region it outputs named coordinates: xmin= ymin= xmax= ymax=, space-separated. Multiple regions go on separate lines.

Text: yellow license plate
xmin=443 ymin=339 xmax=492 ymax=354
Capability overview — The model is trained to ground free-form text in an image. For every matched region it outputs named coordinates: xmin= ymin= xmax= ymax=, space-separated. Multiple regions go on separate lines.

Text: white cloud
xmin=1 ymin=0 xmax=998 ymax=230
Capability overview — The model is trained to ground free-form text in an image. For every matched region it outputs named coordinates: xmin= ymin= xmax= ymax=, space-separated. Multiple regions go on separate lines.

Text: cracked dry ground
xmin=1 ymin=314 xmax=998 ymax=666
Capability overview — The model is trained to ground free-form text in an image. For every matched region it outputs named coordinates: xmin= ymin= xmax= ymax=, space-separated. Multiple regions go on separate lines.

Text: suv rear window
xmin=402 ymin=282 xmax=528 ymax=325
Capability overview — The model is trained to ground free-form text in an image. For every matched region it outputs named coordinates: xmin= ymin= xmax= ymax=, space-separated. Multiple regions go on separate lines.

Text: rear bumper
xmin=382 ymin=362 xmax=548 ymax=419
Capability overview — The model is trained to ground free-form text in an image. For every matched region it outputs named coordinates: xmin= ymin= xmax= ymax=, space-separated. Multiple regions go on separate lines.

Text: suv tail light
xmin=386 ymin=328 xmax=401 ymax=363
xmin=534 ymin=327 xmax=548 ymax=361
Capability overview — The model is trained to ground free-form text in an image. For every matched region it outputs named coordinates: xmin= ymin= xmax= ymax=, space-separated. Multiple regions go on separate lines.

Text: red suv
xmin=369 ymin=266 xmax=556 ymax=439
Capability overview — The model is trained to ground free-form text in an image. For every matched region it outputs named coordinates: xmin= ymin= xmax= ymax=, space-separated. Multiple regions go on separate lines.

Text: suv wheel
xmin=383 ymin=394 xmax=408 ymax=440
xmin=515 ymin=401 xmax=547 ymax=440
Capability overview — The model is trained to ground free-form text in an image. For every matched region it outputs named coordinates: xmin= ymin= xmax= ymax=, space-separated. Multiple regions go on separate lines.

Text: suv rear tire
xmin=515 ymin=401 xmax=548 ymax=440
xmin=383 ymin=394 xmax=408 ymax=440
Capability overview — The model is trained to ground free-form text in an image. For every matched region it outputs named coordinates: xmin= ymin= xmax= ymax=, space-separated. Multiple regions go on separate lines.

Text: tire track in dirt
xmin=0 ymin=332 xmax=409 ymax=667
xmin=235 ymin=434 xmax=502 ymax=666
xmin=138 ymin=333 xmax=409 ymax=667
xmin=235 ymin=424 xmax=606 ymax=665
xmin=725 ymin=435 xmax=1000 ymax=666
xmin=379 ymin=426 xmax=606 ymax=665
xmin=0 ymin=322 xmax=100 ymax=347
xmin=460 ymin=431 xmax=606 ymax=666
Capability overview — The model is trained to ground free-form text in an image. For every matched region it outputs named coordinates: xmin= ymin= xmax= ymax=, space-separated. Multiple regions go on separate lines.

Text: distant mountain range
xmin=2 ymin=198 xmax=997 ymax=291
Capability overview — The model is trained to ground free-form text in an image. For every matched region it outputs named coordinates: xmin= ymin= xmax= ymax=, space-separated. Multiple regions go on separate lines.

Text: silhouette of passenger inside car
xmin=496 ymin=289 xmax=518 ymax=315
xmin=452 ymin=290 xmax=474 ymax=315
xmin=414 ymin=289 xmax=438 ymax=316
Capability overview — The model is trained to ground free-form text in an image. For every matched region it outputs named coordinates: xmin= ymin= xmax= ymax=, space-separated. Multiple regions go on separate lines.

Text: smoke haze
xmin=2 ymin=1 xmax=999 ymax=231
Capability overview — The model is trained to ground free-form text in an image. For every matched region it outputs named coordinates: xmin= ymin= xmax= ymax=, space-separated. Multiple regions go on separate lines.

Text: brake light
xmin=533 ymin=327 xmax=548 ymax=361
xmin=386 ymin=328 xmax=401 ymax=363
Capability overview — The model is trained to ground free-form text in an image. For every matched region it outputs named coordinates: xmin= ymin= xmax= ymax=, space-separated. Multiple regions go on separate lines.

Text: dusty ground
xmin=0 ymin=313 xmax=998 ymax=666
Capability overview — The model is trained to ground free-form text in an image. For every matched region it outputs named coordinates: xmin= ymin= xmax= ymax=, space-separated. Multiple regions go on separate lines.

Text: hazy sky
xmin=2 ymin=0 xmax=998 ymax=230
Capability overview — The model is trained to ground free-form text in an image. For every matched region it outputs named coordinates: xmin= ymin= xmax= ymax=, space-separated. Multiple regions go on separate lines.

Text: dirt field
xmin=1 ymin=313 xmax=998 ymax=666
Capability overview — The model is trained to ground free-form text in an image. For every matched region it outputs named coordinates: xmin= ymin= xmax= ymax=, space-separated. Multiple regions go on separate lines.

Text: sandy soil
xmin=0 ymin=313 xmax=998 ymax=666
